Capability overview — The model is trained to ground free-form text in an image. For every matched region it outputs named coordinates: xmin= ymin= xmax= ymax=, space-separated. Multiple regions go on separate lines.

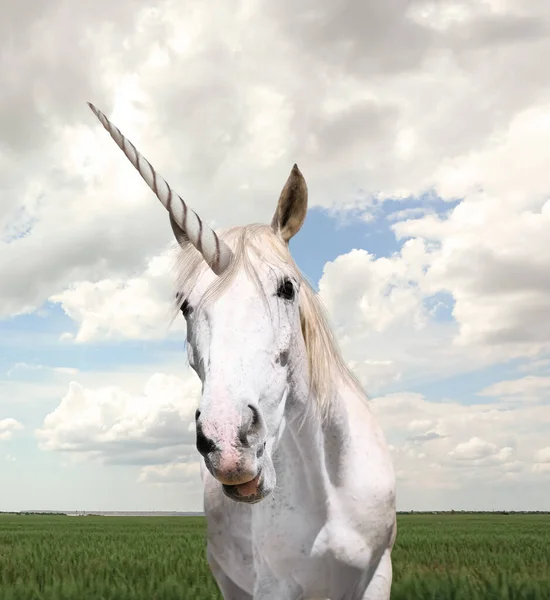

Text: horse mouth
xmin=222 ymin=469 xmax=263 ymax=503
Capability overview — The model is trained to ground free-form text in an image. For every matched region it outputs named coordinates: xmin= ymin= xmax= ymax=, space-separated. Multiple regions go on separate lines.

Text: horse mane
xmin=170 ymin=224 xmax=366 ymax=418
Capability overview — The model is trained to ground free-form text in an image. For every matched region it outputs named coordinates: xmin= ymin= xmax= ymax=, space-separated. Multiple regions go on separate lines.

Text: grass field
xmin=0 ymin=513 xmax=548 ymax=599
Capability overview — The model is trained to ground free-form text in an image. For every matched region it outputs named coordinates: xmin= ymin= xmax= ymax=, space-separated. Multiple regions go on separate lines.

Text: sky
xmin=1 ymin=0 xmax=550 ymax=513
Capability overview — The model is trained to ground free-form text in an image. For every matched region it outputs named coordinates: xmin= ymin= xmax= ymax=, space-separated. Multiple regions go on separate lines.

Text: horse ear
xmin=270 ymin=164 xmax=308 ymax=243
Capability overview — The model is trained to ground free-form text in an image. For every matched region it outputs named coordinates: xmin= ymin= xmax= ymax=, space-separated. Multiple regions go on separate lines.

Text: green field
xmin=0 ymin=513 xmax=548 ymax=599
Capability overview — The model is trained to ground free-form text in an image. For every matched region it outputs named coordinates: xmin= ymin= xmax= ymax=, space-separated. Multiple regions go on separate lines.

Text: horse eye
xmin=277 ymin=278 xmax=295 ymax=301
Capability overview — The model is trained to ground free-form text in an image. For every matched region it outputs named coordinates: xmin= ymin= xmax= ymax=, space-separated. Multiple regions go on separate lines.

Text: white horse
xmin=89 ymin=102 xmax=397 ymax=600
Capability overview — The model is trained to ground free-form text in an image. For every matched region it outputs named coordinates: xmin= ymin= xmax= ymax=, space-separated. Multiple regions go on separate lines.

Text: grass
xmin=0 ymin=513 xmax=548 ymax=599
xmin=391 ymin=513 xmax=550 ymax=599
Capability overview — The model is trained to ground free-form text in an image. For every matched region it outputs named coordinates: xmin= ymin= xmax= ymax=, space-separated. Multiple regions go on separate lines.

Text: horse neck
xmin=279 ymin=351 xmax=351 ymax=498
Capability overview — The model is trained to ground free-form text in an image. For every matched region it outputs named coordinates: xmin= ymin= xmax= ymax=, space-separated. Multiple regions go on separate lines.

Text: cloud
xmin=316 ymin=195 xmax=550 ymax=390
xmin=448 ymin=437 xmax=513 ymax=464
xmin=532 ymin=445 xmax=550 ymax=474
xmin=534 ymin=446 xmax=550 ymax=464
xmin=0 ymin=0 xmax=173 ymax=319
xmin=138 ymin=462 xmax=201 ymax=485
xmin=408 ymin=431 xmax=445 ymax=443
xmin=36 ymin=373 xmax=201 ymax=472
xmin=319 ymin=244 xmax=430 ymax=335
xmin=518 ymin=358 xmax=550 ymax=374
xmin=401 ymin=201 xmax=550 ymax=358
xmin=3 ymin=0 xmax=550 ymax=323
xmin=317 ymin=242 xmax=481 ymax=392
xmin=50 ymin=249 xmax=184 ymax=342
xmin=478 ymin=376 xmax=550 ymax=403
xmin=6 ymin=363 xmax=79 ymax=380
xmin=371 ymin=390 xmax=550 ymax=498
xmin=0 ymin=418 xmax=24 ymax=441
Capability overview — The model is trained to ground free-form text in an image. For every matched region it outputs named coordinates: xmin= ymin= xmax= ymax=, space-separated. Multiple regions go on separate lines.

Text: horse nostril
xmin=195 ymin=409 xmax=201 ymax=421
xmin=240 ymin=403 xmax=265 ymax=449
xmin=195 ymin=422 xmax=217 ymax=457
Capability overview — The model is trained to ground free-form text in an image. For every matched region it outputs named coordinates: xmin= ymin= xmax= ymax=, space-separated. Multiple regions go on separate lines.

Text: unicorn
xmin=88 ymin=102 xmax=397 ymax=600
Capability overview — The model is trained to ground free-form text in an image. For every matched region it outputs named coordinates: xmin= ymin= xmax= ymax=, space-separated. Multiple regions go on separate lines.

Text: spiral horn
xmin=87 ymin=102 xmax=232 ymax=275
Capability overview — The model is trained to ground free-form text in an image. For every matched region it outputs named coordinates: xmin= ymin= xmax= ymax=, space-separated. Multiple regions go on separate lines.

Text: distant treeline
xmin=1 ymin=511 xmax=69 ymax=516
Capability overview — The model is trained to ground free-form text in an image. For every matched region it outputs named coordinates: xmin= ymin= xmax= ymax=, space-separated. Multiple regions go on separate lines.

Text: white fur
xmin=174 ymin=225 xmax=397 ymax=600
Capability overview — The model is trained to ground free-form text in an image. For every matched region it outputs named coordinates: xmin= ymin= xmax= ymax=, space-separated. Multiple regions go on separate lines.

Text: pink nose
xmin=213 ymin=466 xmax=257 ymax=487
xmin=195 ymin=403 xmax=265 ymax=456
xmin=204 ymin=446 xmax=257 ymax=485
xmin=218 ymin=449 xmax=240 ymax=474
xmin=194 ymin=402 xmax=266 ymax=486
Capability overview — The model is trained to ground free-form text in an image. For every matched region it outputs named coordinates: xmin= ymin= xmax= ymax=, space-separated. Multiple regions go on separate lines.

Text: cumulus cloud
xmin=3 ymin=0 xmax=550 ymax=323
xmin=448 ymin=437 xmax=513 ymax=465
xmin=50 ymin=249 xmax=184 ymax=342
xmin=317 ymin=242 xmax=477 ymax=392
xmin=371 ymin=390 xmax=550 ymax=497
xmin=0 ymin=0 xmax=173 ymax=318
xmin=138 ymin=462 xmax=201 ymax=485
xmin=317 ymin=196 xmax=550 ymax=389
xmin=320 ymin=243 xmax=430 ymax=335
xmin=0 ymin=418 xmax=24 ymax=441
xmin=534 ymin=447 xmax=550 ymax=464
xmin=6 ymin=363 xmax=79 ymax=380
xmin=393 ymin=199 xmax=550 ymax=358
xmin=36 ymin=373 xmax=201 ymax=474
xmin=478 ymin=376 xmax=550 ymax=403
